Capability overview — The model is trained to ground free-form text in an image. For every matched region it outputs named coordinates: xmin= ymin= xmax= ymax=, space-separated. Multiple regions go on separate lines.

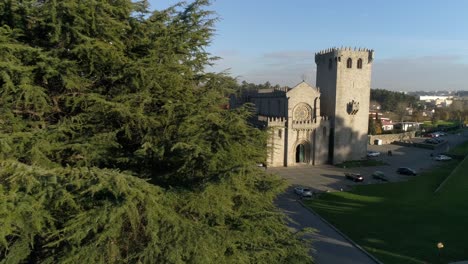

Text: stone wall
xmin=368 ymin=131 xmax=417 ymax=145
xmin=315 ymin=48 xmax=374 ymax=163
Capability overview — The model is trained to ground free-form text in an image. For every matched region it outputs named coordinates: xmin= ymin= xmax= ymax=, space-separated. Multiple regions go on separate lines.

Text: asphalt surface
xmin=270 ymin=129 xmax=468 ymax=264
xmin=276 ymin=190 xmax=378 ymax=264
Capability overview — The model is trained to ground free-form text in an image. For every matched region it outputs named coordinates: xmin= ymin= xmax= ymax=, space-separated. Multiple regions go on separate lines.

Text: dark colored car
xmin=424 ymin=139 xmax=438 ymax=144
xmin=345 ymin=172 xmax=364 ymax=182
xmin=397 ymin=167 xmax=417 ymax=176
xmin=372 ymin=171 xmax=389 ymax=181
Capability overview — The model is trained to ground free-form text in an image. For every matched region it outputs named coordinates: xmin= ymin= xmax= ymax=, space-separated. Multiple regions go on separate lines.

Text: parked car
xmin=434 ymin=154 xmax=452 ymax=161
xmin=396 ymin=167 xmax=417 ymax=176
xmin=345 ymin=172 xmax=364 ymax=182
xmin=372 ymin=171 xmax=388 ymax=181
xmin=294 ymin=187 xmax=313 ymax=198
xmin=256 ymin=163 xmax=267 ymax=170
xmin=424 ymin=139 xmax=438 ymax=144
xmin=367 ymin=151 xmax=381 ymax=157
xmin=433 ymin=131 xmax=447 ymax=137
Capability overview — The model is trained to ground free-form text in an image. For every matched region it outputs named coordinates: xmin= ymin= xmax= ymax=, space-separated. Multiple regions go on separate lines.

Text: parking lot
xmin=271 ymin=129 xmax=467 ymax=264
xmin=268 ymin=142 xmax=434 ymax=194
xmin=269 ymin=130 xmax=468 ymax=193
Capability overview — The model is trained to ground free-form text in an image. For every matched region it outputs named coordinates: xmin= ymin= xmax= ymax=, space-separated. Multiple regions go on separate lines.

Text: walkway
xmin=276 ymin=188 xmax=378 ymax=264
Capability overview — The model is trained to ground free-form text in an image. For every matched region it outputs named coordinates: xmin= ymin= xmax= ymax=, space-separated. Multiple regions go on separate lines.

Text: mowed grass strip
xmin=305 ymin=141 xmax=468 ymax=264
xmin=423 ymin=120 xmax=457 ymax=127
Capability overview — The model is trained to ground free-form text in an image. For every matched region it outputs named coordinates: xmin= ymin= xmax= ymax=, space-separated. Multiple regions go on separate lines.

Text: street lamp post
xmin=437 ymin=242 xmax=444 ymax=262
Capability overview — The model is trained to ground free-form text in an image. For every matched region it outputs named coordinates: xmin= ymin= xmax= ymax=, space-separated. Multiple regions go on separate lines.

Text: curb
xmin=298 ymin=200 xmax=384 ymax=264
xmin=434 ymin=153 xmax=468 ymax=193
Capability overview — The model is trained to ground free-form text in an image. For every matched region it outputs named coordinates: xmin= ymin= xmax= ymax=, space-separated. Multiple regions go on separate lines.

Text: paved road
xmin=271 ymin=129 xmax=468 ymax=264
xmin=276 ymin=190 xmax=377 ymax=264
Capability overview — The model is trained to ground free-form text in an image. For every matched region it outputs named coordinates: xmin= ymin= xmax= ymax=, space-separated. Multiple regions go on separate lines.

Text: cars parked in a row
xmin=424 ymin=138 xmax=445 ymax=144
xmin=344 ymin=171 xmax=390 ymax=182
xmin=343 ymin=168 xmax=417 ymax=183
xmin=425 ymin=131 xmax=447 ymax=138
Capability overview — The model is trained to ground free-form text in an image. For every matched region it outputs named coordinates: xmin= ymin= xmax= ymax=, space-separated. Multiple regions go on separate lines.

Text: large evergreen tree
xmin=0 ymin=0 xmax=312 ymax=263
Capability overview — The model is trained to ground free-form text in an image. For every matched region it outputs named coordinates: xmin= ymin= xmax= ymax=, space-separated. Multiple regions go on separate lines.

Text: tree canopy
xmin=0 ymin=0 xmax=312 ymax=263
xmin=371 ymin=89 xmax=418 ymax=111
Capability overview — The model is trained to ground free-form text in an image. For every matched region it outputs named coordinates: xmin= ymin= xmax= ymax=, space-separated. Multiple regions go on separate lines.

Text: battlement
xmin=258 ymin=116 xmax=287 ymax=126
xmin=315 ymin=47 xmax=374 ymax=55
xmin=315 ymin=47 xmax=374 ymax=64
xmin=291 ymin=115 xmax=329 ymax=125
xmin=291 ymin=115 xmax=330 ymax=130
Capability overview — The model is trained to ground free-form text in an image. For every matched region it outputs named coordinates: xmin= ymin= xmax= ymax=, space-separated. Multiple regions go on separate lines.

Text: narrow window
xmin=323 ymin=127 xmax=327 ymax=138
xmin=328 ymin=58 xmax=332 ymax=70
xmin=357 ymin=58 xmax=363 ymax=69
xmin=278 ymin=129 xmax=282 ymax=139
xmin=346 ymin=58 xmax=352 ymax=68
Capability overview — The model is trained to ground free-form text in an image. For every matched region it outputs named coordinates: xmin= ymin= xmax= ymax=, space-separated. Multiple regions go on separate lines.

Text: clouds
xmin=209 ymin=50 xmax=317 ymax=86
xmin=209 ymin=50 xmax=468 ymax=91
xmin=248 ymin=51 xmax=316 ymax=85
xmin=372 ymin=55 xmax=468 ymax=91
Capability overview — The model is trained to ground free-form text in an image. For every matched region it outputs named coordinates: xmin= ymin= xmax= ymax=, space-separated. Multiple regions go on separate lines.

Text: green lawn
xmin=305 ymin=141 xmax=468 ymax=264
xmin=449 ymin=141 xmax=468 ymax=156
xmin=423 ymin=120 xmax=457 ymax=127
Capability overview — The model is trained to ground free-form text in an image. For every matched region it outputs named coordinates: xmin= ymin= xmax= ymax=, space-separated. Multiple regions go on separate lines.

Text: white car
xmin=294 ymin=187 xmax=313 ymax=198
xmin=367 ymin=151 xmax=381 ymax=157
xmin=435 ymin=155 xmax=452 ymax=161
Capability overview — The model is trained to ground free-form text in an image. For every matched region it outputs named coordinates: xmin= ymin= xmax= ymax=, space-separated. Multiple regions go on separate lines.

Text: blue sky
xmin=148 ymin=0 xmax=468 ymax=91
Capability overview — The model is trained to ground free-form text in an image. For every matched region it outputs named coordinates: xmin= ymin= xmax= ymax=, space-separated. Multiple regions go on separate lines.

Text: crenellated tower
xmin=315 ymin=47 xmax=374 ymax=164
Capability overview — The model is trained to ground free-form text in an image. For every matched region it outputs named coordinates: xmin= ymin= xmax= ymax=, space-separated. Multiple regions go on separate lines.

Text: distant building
xmin=231 ymin=47 xmax=375 ymax=166
xmin=369 ymin=112 xmax=393 ymax=131
xmin=369 ymin=111 xmax=383 ymax=118
xmin=420 ymin=95 xmax=453 ymax=107
xmin=393 ymin=122 xmax=421 ymax=131
xmin=381 ymin=120 xmax=394 ymax=131
xmin=419 ymin=95 xmax=453 ymax=101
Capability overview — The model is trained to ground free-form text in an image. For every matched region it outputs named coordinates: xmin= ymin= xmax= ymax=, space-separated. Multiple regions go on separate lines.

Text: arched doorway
xmin=296 ymin=144 xmax=305 ymax=163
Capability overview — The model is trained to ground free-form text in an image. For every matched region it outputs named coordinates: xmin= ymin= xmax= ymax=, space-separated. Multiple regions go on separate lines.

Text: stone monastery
xmin=230 ymin=47 xmax=375 ymax=167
